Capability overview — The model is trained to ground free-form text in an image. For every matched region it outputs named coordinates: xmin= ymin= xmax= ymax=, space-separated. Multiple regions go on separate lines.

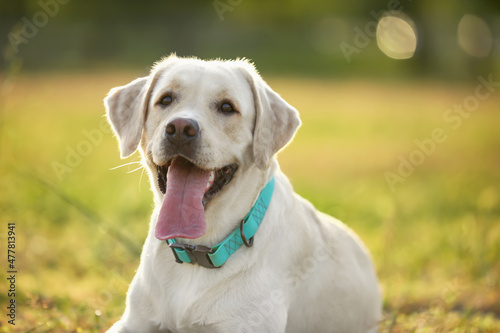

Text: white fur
xmin=104 ymin=55 xmax=381 ymax=332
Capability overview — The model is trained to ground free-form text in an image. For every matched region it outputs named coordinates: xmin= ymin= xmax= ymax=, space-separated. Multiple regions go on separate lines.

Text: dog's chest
xmin=150 ymin=262 xmax=235 ymax=330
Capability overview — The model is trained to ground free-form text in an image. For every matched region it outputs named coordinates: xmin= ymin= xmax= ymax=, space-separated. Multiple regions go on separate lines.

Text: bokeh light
xmin=376 ymin=13 xmax=418 ymax=60
xmin=457 ymin=14 xmax=493 ymax=58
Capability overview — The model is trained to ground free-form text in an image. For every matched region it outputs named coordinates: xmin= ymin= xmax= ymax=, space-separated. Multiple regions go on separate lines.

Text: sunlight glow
xmin=457 ymin=14 xmax=492 ymax=58
xmin=376 ymin=14 xmax=417 ymax=60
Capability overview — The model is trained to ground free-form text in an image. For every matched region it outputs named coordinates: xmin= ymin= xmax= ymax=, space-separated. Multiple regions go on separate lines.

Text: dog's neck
xmin=146 ymin=158 xmax=278 ymax=247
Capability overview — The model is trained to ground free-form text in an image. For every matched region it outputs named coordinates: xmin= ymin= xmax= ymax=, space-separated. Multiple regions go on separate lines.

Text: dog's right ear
xmin=104 ymin=77 xmax=150 ymax=158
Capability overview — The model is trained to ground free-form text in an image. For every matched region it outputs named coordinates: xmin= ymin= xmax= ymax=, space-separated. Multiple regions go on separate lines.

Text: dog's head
xmin=104 ymin=55 xmax=300 ymax=241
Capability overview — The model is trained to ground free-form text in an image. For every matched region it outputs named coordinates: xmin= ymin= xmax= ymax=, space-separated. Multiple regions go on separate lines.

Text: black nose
xmin=165 ymin=118 xmax=200 ymax=144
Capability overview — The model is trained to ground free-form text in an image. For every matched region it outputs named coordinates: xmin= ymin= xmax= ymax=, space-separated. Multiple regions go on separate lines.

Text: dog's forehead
xmin=152 ymin=61 xmax=249 ymax=97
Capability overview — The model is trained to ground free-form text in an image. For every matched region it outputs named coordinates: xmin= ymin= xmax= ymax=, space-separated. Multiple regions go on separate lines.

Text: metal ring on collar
xmin=240 ymin=219 xmax=254 ymax=247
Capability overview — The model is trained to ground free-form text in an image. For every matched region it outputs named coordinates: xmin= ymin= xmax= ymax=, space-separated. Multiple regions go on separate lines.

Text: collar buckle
xmin=169 ymin=243 xmax=216 ymax=269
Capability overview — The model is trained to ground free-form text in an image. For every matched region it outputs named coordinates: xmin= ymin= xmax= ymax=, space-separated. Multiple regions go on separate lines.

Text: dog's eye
xmin=220 ymin=102 xmax=235 ymax=114
xmin=159 ymin=95 xmax=173 ymax=106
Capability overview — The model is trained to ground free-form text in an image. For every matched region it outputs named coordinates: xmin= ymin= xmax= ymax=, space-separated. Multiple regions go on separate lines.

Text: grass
xmin=0 ymin=71 xmax=499 ymax=332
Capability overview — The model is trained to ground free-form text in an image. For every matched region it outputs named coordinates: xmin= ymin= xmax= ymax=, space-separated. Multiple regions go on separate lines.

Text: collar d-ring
xmin=240 ymin=219 xmax=254 ymax=247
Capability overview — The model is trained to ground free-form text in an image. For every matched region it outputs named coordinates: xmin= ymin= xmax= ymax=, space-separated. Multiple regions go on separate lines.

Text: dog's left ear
xmin=242 ymin=66 xmax=301 ymax=170
xmin=104 ymin=77 xmax=151 ymax=158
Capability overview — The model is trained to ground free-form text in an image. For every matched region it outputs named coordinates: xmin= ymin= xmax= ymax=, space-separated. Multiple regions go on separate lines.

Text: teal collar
xmin=166 ymin=177 xmax=275 ymax=268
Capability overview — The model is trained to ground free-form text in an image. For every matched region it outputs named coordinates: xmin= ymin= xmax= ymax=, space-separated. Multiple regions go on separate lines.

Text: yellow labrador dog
xmin=104 ymin=55 xmax=381 ymax=333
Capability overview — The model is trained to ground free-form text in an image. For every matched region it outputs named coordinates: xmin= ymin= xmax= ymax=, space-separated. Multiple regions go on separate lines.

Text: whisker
xmin=110 ymin=161 xmax=141 ymax=170
xmin=139 ymin=164 xmax=146 ymax=191
xmin=126 ymin=165 xmax=145 ymax=174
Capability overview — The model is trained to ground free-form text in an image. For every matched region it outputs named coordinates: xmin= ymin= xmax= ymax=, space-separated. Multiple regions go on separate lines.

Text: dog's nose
xmin=165 ymin=118 xmax=200 ymax=143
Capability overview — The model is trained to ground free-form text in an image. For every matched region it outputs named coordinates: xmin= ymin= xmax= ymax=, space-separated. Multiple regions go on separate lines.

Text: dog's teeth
xmin=205 ymin=171 xmax=215 ymax=191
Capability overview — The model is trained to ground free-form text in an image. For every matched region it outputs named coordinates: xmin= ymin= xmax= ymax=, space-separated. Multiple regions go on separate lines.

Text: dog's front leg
xmin=106 ymin=273 xmax=165 ymax=333
xmin=208 ymin=307 xmax=288 ymax=333
xmin=106 ymin=307 xmax=165 ymax=333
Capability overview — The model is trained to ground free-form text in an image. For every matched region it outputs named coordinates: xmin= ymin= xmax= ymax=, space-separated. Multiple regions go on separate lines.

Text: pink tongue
xmin=155 ymin=158 xmax=210 ymax=240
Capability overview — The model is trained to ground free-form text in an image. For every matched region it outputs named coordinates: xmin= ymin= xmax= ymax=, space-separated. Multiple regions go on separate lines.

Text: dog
xmin=104 ymin=55 xmax=381 ymax=332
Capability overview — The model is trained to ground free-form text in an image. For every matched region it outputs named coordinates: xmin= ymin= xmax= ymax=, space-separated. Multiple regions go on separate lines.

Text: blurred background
xmin=1 ymin=0 xmax=500 ymax=78
xmin=1 ymin=0 xmax=499 ymax=332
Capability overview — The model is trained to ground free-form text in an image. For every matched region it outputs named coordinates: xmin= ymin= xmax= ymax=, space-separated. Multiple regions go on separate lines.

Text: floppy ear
xmin=104 ymin=77 xmax=150 ymax=158
xmin=247 ymin=71 xmax=301 ymax=170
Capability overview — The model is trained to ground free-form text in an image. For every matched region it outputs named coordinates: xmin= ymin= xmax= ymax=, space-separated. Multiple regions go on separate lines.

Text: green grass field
xmin=1 ymin=72 xmax=499 ymax=332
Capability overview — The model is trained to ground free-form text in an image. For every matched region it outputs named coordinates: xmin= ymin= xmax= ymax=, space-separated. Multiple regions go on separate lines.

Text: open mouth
xmin=153 ymin=156 xmax=238 ymax=240
xmin=155 ymin=157 xmax=238 ymax=208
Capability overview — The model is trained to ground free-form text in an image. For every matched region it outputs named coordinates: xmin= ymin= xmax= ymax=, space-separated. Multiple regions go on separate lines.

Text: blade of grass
xmin=17 ymin=167 xmax=141 ymax=257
